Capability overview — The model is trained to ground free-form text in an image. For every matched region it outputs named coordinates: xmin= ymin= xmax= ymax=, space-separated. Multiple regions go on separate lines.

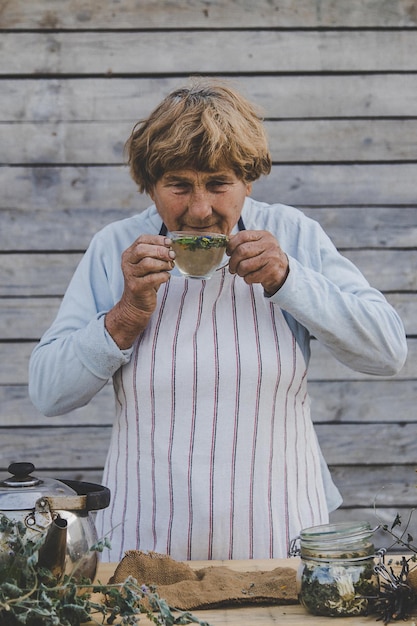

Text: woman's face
xmin=149 ymin=168 xmax=252 ymax=235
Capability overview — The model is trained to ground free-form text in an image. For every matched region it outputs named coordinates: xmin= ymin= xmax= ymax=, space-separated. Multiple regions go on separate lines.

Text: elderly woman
xmin=29 ymin=78 xmax=407 ymax=562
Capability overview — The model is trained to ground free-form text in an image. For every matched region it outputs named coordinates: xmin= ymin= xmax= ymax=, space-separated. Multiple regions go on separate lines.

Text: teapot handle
xmin=56 ymin=479 xmax=111 ymax=511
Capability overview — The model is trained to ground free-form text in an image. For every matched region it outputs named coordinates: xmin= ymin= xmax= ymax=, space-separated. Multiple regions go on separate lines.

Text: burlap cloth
xmin=109 ymin=550 xmax=298 ymax=610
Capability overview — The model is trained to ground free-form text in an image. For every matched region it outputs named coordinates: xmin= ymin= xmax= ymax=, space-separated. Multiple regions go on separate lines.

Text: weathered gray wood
xmin=302 ymin=208 xmax=417 ymax=250
xmin=256 ymin=164 xmax=417 ymax=206
xmin=0 ymin=208 xmax=136 ymax=251
xmin=0 ymin=298 xmax=61 ymax=339
xmin=0 ymin=165 xmax=138 ymax=211
xmin=3 ymin=75 xmax=417 ymax=122
xmin=385 ymin=293 xmax=417 ymax=337
xmin=1 ymin=31 xmax=417 ymax=75
xmin=330 ymin=483 xmax=417 ymax=553
xmin=329 ymin=466 xmax=417 ymax=507
xmin=266 ymin=119 xmax=417 ymax=162
xmin=318 ymin=423 xmax=417 ymax=465
xmin=2 ymin=207 xmax=416 ymax=252
xmin=309 ymin=379 xmax=417 ymax=424
xmin=3 ymin=119 xmax=417 ymax=164
xmin=1 ymin=0 xmax=416 ymax=29
xmin=1 ymin=339 xmax=415 ymax=386
xmin=0 ymin=426 xmax=111 ymax=468
xmin=2 ymin=249 xmax=415 ymax=297
xmin=341 ymin=249 xmax=417 ymax=292
xmin=0 ymin=253 xmax=83 ymax=297
xmin=2 ymin=165 xmax=417 ymax=210
xmin=2 ymin=379 xmax=416 ymax=426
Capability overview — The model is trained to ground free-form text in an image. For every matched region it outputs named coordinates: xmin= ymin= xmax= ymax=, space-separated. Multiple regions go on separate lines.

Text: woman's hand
xmin=105 ymin=235 xmax=175 ymax=349
xmin=227 ymin=230 xmax=289 ymax=296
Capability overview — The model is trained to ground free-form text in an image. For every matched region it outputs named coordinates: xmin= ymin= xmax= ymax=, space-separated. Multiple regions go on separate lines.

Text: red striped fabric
xmin=97 ymin=270 xmax=328 ymax=562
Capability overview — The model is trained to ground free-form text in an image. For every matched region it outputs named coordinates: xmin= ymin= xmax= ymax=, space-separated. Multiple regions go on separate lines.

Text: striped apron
xmin=96 ymin=270 xmax=329 ymax=562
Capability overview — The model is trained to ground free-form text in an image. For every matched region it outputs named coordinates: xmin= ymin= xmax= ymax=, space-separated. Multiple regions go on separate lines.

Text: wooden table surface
xmin=88 ymin=557 xmax=417 ymax=625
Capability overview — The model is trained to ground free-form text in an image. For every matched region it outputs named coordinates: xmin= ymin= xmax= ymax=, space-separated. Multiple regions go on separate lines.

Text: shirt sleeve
xmin=29 ymin=230 xmax=132 ymax=416
xmin=270 ymin=217 xmax=407 ymax=376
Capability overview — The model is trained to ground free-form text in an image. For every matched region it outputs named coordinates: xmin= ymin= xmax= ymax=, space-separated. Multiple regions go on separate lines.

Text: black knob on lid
xmin=8 ymin=462 xmax=35 ymax=478
xmin=2 ymin=462 xmax=41 ymax=488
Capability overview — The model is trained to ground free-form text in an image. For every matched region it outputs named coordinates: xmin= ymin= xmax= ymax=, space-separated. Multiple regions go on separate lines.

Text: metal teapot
xmin=0 ymin=462 xmax=110 ymax=580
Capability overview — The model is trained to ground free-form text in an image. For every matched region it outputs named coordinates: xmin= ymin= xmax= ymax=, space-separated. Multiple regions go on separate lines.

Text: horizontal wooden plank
xmin=0 ymin=253 xmax=83 ymax=297
xmin=2 ymin=207 xmax=416 ymax=252
xmin=3 ymin=119 xmax=417 ymax=165
xmin=317 ymin=423 xmax=417 ymax=465
xmin=0 ymin=165 xmax=139 ymax=211
xmin=3 ymin=75 xmax=417 ymax=122
xmin=2 ymin=164 xmax=417 ymax=210
xmin=329 ymin=465 xmax=417 ymax=508
xmin=1 ymin=338 xmax=416 ymax=386
xmin=2 ymin=249 xmax=415 ymax=297
xmin=302 ymin=208 xmax=417 ymax=250
xmin=322 ymin=466 xmax=417 ymax=551
xmin=342 ymin=249 xmax=417 ymax=292
xmin=0 ymin=208 xmax=136 ymax=251
xmin=1 ymin=31 xmax=417 ymax=76
xmin=256 ymin=164 xmax=417 ymax=206
xmin=266 ymin=119 xmax=417 ymax=162
xmin=385 ymin=293 xmax=417 ymax=337
xmin=0 ymin=298 xmax=61 ymax=339
xmin=0 ymin=426 xmax=110 ymax=469
xmin=310 ymin=378 xmax=417 ymax=423
xmin=2 ymin=378 xmax=416 ymax=426
xmin=0 ymin=292 xmax=414 ymax=341
xmin=1 ymin=0 xmax=417 ymax=29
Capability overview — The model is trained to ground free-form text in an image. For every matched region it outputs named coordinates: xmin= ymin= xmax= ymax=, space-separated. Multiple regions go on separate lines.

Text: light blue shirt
xmin=29 ymin=198 xmax=408 ymax=512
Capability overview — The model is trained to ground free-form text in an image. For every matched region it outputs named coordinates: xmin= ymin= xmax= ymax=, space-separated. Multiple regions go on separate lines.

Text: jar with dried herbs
xmin=295 ymin=521 xmax=379 ymax=617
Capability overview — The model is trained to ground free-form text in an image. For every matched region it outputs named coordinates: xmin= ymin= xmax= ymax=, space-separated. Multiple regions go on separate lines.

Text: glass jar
xmin=296 ymin=521 xmax=379 ymax=617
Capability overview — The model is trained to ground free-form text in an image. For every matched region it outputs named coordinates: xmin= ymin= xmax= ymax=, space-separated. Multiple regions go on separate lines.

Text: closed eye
xmin=207 ymin=181 xmax=232 ymax=192
xmin=169 ymin=182 xmax=191 ymax=193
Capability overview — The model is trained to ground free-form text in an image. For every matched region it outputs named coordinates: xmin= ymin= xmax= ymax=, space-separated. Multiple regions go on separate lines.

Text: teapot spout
xmin=38 ymin=515 xmax=68 ymax=579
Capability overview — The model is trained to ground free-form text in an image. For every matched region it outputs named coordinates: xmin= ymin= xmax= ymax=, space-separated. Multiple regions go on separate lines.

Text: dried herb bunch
xmin=0 ymin=513 xmax=211 ymax=626
xmin=371 ymin=509 xmax=417 ymax=624
xmin=373 ymin=555 xmax=415 ymax=624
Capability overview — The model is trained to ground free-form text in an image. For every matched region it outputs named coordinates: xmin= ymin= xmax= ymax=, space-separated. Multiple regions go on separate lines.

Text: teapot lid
xmin=0 ymin=462 xmax=77 ymax=510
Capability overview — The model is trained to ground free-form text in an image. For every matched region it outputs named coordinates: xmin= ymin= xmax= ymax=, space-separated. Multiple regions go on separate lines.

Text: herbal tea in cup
xmin=170 ymin=231 xmax=229 ymax=279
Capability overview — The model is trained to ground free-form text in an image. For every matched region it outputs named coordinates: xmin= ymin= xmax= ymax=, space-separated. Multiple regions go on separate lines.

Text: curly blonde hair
xmin=125 ymin=78 xmax=272 ymax=193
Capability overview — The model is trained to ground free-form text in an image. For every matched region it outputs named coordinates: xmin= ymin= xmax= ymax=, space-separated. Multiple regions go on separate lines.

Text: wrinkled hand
xmin=105 ymin=235 xmax=175 ymax=349
xmin=227 ymin=230 xmax=289 ymax=296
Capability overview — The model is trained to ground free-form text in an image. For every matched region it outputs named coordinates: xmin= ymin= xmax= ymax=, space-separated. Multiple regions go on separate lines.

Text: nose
xmin=187 ymin=189 xmax=212 ymax=221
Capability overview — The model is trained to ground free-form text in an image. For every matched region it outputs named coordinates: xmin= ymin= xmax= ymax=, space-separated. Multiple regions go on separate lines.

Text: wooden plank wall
xmin=1 ymin=0 xmax=417 ymax=548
